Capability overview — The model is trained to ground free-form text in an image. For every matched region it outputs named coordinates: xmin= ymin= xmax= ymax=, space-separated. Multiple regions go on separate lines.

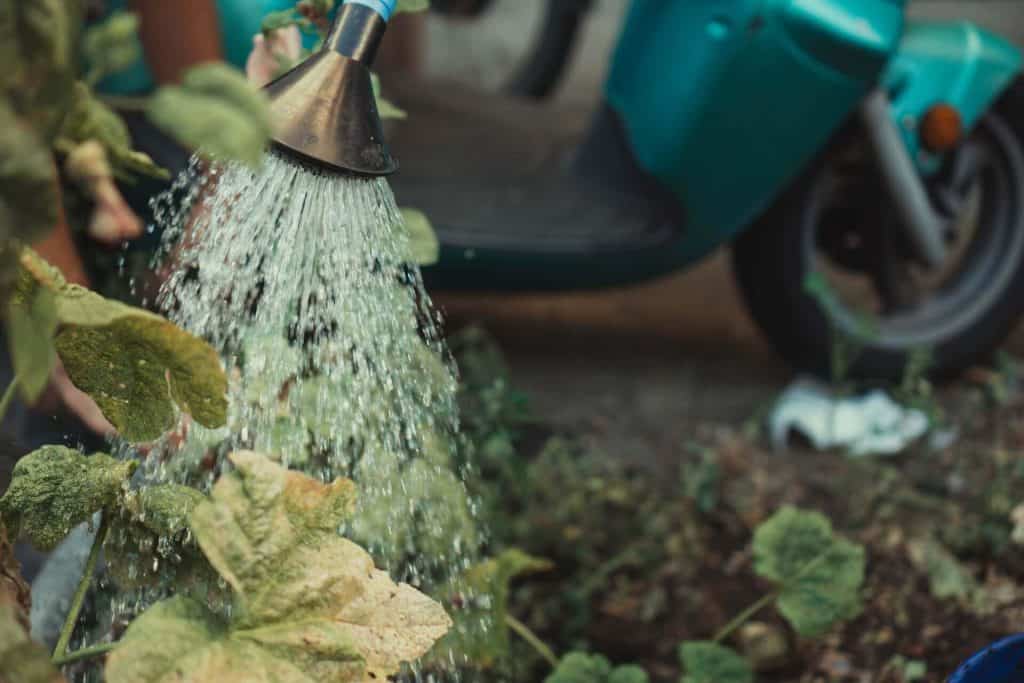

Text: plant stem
xmin=52 ymin=512 xmax=110 ymax=663
xmin=506 ymin=614 xmax=559 ymax=670
xmin=52 ymin=641 xmax=117 ymax=667
xmin=713 ymin=591 xmax=779 ymax=644
xmin=0 ymin=375 xmax=20 ymax=422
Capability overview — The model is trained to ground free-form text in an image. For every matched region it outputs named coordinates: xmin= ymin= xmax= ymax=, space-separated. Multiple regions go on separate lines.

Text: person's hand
xmin=33 ymin=359 xmax=117 ymax=438
xmin=65 ymin=140 xmax=144 ymax=247
xmin=245 ymin=25 xmax=303 ymax=87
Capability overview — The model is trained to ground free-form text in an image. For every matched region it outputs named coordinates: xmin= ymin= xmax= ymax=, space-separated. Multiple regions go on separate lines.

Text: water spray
xmin=264 ymin=0 xmax=400 ymax=176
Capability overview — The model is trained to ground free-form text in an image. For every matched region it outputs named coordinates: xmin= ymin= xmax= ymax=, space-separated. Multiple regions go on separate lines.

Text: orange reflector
xmin=920 ymin=103 xmax=963 ymax=153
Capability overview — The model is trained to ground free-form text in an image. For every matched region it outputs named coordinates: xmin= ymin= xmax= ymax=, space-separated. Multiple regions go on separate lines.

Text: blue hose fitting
xmin=343 ymin=0 xmax=398 ymax=22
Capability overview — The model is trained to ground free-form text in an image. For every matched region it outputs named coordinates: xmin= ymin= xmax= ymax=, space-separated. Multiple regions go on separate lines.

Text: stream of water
xmin=64 ymin=150 xmax=489 ymax=679
xmin=148 ymin=150 xmax=481 ymax=586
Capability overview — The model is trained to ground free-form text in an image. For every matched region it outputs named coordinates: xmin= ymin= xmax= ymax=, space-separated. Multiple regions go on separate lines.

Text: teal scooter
xmin=99 ymin=0 xmax=1024 ymax=381
xmin=382 ymin=0 xmax=1024 ymax=380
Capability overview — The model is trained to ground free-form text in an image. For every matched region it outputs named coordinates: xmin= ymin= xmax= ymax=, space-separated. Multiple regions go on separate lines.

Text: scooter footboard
xmin=884 ymin=20 xmax=1022 ymax=173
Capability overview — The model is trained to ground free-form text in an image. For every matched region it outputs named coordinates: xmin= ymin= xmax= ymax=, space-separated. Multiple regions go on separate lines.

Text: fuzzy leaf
xmin=104 ymin=485 xmax=219 ymax=597
xmin=0 ymin=446 xmax=135 ymax=551
xmin=262 ymin=9 xmax=302 ymax=34
xmin=7 ymin=271 xmax=57 ymax=402
xmin=679 ymin=642 xmax=753 ymax=683
xmin=545 ymin=652 xmax=649 ymax=683
xmin=106 ymin=451 xmax=452 ymax=683
xmin=370 ymin=72 xmax=407 ymax=120
xmin=400 ymin=208 xmax=439 ymax=266
xmin=0 ymin=0 xmax=77 ymax=143
xmin=0 ymin=101 xmax=59 ymax=246
xmin=148 ymin=64 xmax=272 ymax=167
xmin=396 ymin=0 xmax=430 ymax=13
xmin=58 ymin=82 xmax=168 ymax=180
xmin=20 ymin=249 xmax=229 ymax=442
xmin=439 ymin=548 xmax=553 ymax=667
xmin=752 ymin=506 xmax=865 ymax=637
xmin=128 ymin=484 xmax=208 ymax=537
xmin=82 ymin=11 xmax=142 ymax=84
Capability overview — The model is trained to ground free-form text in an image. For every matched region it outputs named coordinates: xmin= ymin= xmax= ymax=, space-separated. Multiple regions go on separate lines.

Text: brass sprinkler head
xmin=263 ymin=2 xmax=398 ymax=176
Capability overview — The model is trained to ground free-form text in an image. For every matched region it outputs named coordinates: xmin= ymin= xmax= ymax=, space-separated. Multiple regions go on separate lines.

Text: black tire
xmin=732 ymin=79 xmax=1024 ymax=381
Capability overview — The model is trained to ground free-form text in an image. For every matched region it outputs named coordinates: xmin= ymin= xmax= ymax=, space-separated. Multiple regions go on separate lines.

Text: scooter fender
xmin=883 ymin=20 xmax=1022 ymax=174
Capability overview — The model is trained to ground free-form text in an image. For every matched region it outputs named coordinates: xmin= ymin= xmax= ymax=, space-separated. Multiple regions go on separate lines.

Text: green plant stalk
xmin=506 ymin=614 xmax=559 ymax=670
xmin=0 ymin=375 xmax=20 ymax=422
xmin=712 ymin=591 xmax=779 ymax=644
xmin=714 ymin=543 xmax=839 ymax=644
xmin=52 ymin=641 xmax=117 ymax=667
xmin=52 ymin=512 xmax=110 ymax=663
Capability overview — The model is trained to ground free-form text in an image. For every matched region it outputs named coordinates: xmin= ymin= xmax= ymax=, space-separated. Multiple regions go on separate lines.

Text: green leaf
xmin=0 ymin=0 xmax=77 ymax=143
xmin=752 ymin=506 xmax=865 ymax=637
xmin=262 ymin=8 xmax=302 ymax=34
xmin=679 ymin=642 xmax=753 ymax=683
xmin=7 ymin=270 xmax=58 ymax=402
xmin=438 ymin=548 xmax=553 ymax=668
xmin=106 ymin=451 xmax=452 ymax=683
xmin=147 ymin=64 xmax=272 ymax=167
xmin=0 ymin=598 xmax=63 ymax=683
xmin=370 ymin=72 xmax=407 ymax=120
xmin=0 ymin=101 xmax=59 ymax=246
xmin=104 ymin=484 xmax=220 ymax=597
xmin=21 ymin=249 xmax=228 ymax=442
xmin=82 ymin=11 xmax=142 ymax=85
xmin=907 ymin=538 xmax=988 ymax=611
xmin=396 ymin=0 xmax=431 ymax=13
xmin=0 ymin=446 xmax=135 ymax=551
xmin=58 ymin=81 xmax=168 ymax=180
xmin=545 ymin=652 xmax=649 ymax=683
xmin=401 ymin=208 xmax=439 ymax=266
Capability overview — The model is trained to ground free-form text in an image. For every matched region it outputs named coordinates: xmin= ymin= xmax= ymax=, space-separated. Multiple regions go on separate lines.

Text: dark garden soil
xmin=439 ymin=254 xmax=1024 ymax=682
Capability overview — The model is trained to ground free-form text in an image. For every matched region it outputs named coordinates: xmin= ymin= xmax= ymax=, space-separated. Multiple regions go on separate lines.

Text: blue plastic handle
xmin=343 ymin=0 xmax=397 ymax=21
xmin=949 ymin=634 xmax=1024 ymax=683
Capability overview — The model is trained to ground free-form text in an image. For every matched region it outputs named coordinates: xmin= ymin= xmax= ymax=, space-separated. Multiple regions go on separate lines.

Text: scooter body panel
xmin=603 ymin=0 xmax=905 ymax=269
xmin=884 ymin=20 xmax=1022 ymax=175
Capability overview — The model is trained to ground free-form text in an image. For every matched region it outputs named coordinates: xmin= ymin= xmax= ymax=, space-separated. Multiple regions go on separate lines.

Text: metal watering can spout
xmin=263 ymin=0 xmax=399 ymax=176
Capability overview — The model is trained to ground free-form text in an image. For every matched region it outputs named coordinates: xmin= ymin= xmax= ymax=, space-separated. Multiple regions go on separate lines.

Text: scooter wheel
xmin=732 ymin=78 xmax=1024 ymax=381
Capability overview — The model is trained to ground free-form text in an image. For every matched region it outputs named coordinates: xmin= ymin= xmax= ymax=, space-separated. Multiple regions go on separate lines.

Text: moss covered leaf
xmin=20 ymin=249 xmax=228 ymax=442
xmin=7 ymin=271 xmax=57 ymax=402
xmin=439 ymin=548 xmax=553 ymax=668
xmin=105 ymin=485 xmax=220 ymax=599
xmin=752 ymin=506 xmax=866 ymax=637
xmin=679 ymin=642 xmax=753 ymax=683
xmin=545 ymin=652 xmax=649 ymax=683
xmin=0 ymin=446 xmax=134 ymax=551
xmin=148 ymin=64 xmax=272 ymax=167
xmin=400 ymin=208 xmax=439 ymax=266
xmin=106 ymin=451 xmax=452 ymax=683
